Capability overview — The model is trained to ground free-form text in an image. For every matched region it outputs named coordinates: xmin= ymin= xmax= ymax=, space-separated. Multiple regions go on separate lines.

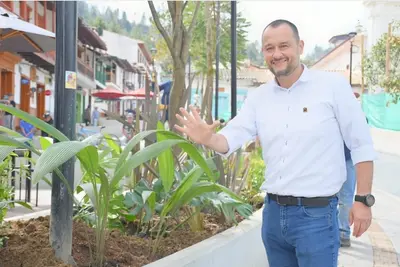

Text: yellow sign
xmin=65 ymin=71 xmax=77 ymax=89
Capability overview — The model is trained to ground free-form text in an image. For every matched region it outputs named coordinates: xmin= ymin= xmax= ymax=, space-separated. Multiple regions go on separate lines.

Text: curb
xmin=4 ymin=209 xmax=50 ymax=222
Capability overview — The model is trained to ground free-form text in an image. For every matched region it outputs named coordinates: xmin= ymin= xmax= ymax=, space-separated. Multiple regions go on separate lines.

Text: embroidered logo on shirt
xmin=303 ymin=107 xmax=308 ymax=113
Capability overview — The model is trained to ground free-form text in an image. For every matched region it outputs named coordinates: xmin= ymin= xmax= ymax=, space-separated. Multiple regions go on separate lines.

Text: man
xmin=20 ymin=119 xmax=35 ymax=139
xmin=122 ymin=113 xmax=134 ymax=141
xmin=3 ymin=94 xmax=16 ymax=129
xmin=84 ymin=105 xmax=91 ymax=126
xmin=41 ymin=112 xmax=54 ymax=137
xmin=92 ymin=106 xmax=100 ymax=126
xmin=175 ymin=19 xmax=376 ymax=267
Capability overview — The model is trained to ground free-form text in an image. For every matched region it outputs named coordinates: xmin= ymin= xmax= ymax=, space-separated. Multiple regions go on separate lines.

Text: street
xmin=373 ymin=152 xmax=400 ymax=197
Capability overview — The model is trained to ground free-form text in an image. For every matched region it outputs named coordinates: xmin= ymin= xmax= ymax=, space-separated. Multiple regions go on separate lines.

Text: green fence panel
xmin=362 ymin=93 xmax=400 ymax=131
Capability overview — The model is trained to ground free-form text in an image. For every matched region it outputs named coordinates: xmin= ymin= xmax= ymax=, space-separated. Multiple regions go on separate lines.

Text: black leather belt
xmin=268 ymin=193 xmax=335 ymax=207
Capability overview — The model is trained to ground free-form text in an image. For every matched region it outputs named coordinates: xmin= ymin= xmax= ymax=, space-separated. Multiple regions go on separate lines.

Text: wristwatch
xmin=355 ymin=194 xmax=375 ymax=207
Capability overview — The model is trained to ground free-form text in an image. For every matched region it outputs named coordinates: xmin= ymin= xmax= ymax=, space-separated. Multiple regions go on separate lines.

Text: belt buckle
xmin=276 ymin=195 xmax=286 ymax=206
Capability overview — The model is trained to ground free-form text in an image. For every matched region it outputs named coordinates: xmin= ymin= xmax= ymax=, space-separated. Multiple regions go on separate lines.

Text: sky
xmin=87 ymin=0 xmax=367 ymax=56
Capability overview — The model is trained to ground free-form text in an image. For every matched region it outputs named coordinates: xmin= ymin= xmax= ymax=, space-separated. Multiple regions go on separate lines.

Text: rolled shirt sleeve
xmin=217 ymin=92 xmax=258 ymax=158
xmin=332 ymin=75 xmax=377 ymax=164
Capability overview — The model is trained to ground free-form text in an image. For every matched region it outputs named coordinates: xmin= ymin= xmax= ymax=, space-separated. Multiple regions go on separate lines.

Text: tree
xmin=364 ymin=21 xmax=400 ymax=103
xmin=302 ymin=45 xmax=332 ymax=66
xmin=148 ymin=1 xmax=201 ymax=127
xmin=246 ymin=40 xmax=264 ymax=66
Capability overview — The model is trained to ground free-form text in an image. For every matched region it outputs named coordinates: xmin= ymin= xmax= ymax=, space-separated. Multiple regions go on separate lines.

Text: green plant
xmin=363 ymin=21 xmax=400 ymax=104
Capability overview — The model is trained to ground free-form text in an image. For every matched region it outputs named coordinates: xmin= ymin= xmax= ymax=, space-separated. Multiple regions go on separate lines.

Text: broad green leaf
xmin=142 ymin=190 xmax=156 ymax=211
xmin=156 ymin=122 xmax=175 ymax=193
xmin=0 ymin=104 xmax=68 ymax=141
xmin=115 ymin=130 xmax=158 ymax=171
xmin=0 ymin=126 xmax=22 ymax=137
xmin=103 ymin=134 xmax=121 ymax=157
xmin=156 ymin=130 xmax=215 ymax=180
xmin=0 ymin=146 xmax=16 ymax=162
xmin=161 ymin=166 xmax=204 ymax=217
xmin=79 ymin=183 xmax=101 ymax=210
xmin=77 ymin=145 xmax=99 ymax=176
xmin=32 ymin=141 xmax=92 ymax=184
xmin=39 ymin=136 xmax=53 ymax=151
xmin=111 ymin=139 xmax=187 ymax=188
xmin=0 ymin=134 xmax=31 ymax=149
xmin=14 ymin=201 xmax=32 ymax=210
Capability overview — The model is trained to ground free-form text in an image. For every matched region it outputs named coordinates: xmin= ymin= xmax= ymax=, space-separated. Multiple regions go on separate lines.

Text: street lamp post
xmin=230 ymin=1 xmax=237 ymax=119
xmin=51 ymin=1 xmax=78 ymax=264
xmin=348 ymin=32 xmax=357 ymax=86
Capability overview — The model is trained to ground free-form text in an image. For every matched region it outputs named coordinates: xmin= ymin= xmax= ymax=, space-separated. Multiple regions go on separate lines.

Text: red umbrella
xmin=92 ymin=87 xmax=125 ymax=99
xmin=125 ymin=88 xmax=154 ymax=98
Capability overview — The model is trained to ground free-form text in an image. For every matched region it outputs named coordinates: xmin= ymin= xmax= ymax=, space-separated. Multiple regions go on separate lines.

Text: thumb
xmin=210 ymin=120 xmax=221 ymax=130
xmin=349 ymin=209 xmax=354 ymax=226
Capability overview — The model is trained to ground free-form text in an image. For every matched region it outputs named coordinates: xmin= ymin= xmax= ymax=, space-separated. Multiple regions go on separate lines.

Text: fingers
xmin=353 ymin=220 xmax=371 ymax=237
xmin=179 ymin=107 xmax=196 ymax=124
xmin=352 ymin=219 xmax=362 ymax=237
xmin=189 ymin=105 xmax=202 ymax=121
xmin=349 ymin=209 xmax=354 ymax=226
xmin=173 ymin=124 xmax=186 ymax=134
xmin=175 ymin=114 xmax=189 ymax=126
xmin=210 ymin=120 xmax=221 ymax=130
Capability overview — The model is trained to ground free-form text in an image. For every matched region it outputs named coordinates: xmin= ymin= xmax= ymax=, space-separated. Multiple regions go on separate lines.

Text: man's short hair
xmin=262 ymin=19 xmax=300 ymax=41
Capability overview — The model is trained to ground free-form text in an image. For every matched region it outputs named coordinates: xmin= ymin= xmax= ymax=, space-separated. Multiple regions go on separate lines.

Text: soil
xmin=0 ymin=214 xmax=244 ymax=267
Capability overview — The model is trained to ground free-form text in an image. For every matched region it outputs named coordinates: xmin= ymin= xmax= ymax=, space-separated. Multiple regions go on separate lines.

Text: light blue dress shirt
xmin=218 ymin=66 xmax=376 ymax=197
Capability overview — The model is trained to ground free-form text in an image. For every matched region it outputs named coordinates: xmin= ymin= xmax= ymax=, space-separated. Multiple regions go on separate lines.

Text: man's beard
xmin=269 ymin=61 xmax=299 ymax=78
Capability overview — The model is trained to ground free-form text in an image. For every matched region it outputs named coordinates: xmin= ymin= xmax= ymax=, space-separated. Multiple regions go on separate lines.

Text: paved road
xmin=373 ymin=152 xmax=400 ymax=197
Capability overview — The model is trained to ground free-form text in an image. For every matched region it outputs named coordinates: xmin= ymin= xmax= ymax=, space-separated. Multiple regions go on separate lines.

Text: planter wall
xmin=144 ymin=208 xmax=268 ymax=267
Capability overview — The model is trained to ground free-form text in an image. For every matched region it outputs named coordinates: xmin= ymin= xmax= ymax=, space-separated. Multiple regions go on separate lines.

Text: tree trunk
xmin=168 ymin=62 xmax=186 ymax=127
xmin=201 ymin=1 xmax=215 ymax=124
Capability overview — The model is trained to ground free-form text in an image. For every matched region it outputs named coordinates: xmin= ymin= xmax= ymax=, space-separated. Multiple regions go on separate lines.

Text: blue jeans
xmin=338 ymin=159 xmax=356 ymax=239
xmin=261 ymin=196 xmax=340 ymax=267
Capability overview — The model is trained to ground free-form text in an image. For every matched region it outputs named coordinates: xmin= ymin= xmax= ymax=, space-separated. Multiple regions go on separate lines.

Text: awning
xmin=78 ymin=17 xmax=107 ymax=51
xmin=19 ymin=52 xmax=55 ymax=73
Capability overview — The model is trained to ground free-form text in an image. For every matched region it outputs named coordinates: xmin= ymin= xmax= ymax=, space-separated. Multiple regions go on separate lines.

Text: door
xmin=20 ymin=77 xmax=30 ymax=113
xmin=36 ymin=84 xmax=45 ymax=118
xmin=0 ymin=71 xmax=13 ymax=99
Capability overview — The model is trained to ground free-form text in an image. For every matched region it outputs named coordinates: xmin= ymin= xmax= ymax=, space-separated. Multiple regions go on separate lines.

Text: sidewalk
xmin=370 ymin=127 xmax=400 ymax=157
xmin=338 ymin=188 xmax=400 ymax=266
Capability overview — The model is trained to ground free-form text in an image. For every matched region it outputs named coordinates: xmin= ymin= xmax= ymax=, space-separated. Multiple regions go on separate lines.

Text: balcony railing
xmin=96 ymin=70 xmax=106 ymax=85
xmin=78 ymin=60 xmax=94 ymax=80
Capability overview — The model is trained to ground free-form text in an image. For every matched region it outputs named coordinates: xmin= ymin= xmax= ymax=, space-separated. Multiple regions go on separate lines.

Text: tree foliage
xmin=363 ymin=21 xmax=400 ymax=103
xmin=152 ymin=2 xmax=251 ymax=75
xmin=77 ymin=1 xmax=154 ymax=48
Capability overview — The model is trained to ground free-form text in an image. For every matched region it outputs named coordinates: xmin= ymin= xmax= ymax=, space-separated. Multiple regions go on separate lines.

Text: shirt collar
xmin=273 ymin=63 xmax=310 ymax=88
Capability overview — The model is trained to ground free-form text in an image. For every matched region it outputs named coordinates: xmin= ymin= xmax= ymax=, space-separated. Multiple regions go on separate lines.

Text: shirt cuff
xmin=351 ymin=145 xmax=377 ymax=165
xmin=215 ymin=129 xmax=239 ymax=158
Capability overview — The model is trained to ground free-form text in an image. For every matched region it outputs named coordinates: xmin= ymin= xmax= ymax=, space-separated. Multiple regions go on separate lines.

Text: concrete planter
xmin=144 ymin=208 xmax=268 ymax=267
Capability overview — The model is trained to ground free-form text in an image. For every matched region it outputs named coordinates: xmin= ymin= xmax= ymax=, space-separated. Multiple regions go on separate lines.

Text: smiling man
xmin=174 ymin=19 xmax=376 ymax=267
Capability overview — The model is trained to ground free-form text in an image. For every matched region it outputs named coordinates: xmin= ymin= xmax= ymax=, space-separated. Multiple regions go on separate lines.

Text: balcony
xmin=106 ymin=72 xmax=116 ymax=85
xmin=78 ymin=60 xmax=94 ymax=80
xmin=95 ymin=70 xmax=106 ymax=86
xmin=95 ymin=62 xmax=106 ymax=86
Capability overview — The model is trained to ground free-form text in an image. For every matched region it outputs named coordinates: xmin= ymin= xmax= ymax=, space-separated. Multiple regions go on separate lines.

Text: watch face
xmin=366 ymin=194 xmax=375 ymax=207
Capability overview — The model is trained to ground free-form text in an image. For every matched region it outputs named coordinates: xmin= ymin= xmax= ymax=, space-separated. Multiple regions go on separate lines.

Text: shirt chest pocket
xmin=292 ymin=103 xmax=334 ymax=134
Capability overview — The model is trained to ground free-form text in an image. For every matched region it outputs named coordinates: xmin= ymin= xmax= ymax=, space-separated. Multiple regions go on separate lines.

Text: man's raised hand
xmin=174 ymin=105 xmax=220 ymax=145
